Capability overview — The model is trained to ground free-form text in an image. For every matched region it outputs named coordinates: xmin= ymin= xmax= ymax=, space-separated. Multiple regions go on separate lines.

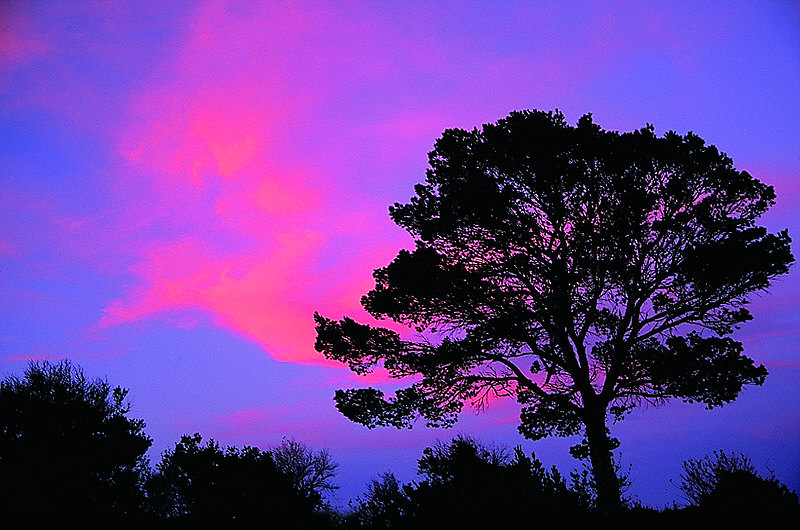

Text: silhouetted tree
xmin=146 ymin=433 xmax=335 ymax=526
xmin=314 ymin=109 xmax=794 ymax=514
xmin=347 ymin=472 xmax=409 ymax=529
xmin=0 ymin=360 xmax=152 ymax=519
xmin=272 ymin=437 xmax=339 ymax=507
xmin=678 ymin=450 xmax=800 ymax=518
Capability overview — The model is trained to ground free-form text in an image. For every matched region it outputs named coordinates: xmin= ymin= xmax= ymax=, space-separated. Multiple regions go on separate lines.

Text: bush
xmin=346 ymin=435 xmax=591 ymax=528
xmin=679 ymin=450 xmax=799 ymax=518
xmin=347 ymin=472 xmax=409 ymax=529
xmin=146 ymin=433 xmax=337 ymax=527
xmin=0 ymin=360 xmax=152 ymax=519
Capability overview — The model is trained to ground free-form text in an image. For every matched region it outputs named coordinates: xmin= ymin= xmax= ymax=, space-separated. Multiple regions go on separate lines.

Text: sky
xmin=1 ymin=0 xmax=798 ymax=509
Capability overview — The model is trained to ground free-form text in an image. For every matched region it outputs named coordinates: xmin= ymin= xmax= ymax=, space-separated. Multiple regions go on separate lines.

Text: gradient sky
xmin=1 ymin=0 xmax=798 ymax=508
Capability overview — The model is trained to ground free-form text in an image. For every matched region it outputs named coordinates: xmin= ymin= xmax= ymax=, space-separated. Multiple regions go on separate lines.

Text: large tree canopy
xmin=314 ymin=109 xmax=793 ymax=513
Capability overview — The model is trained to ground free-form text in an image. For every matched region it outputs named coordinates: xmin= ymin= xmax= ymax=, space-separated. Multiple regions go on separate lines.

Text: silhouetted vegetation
xmin=677 ymin=450 xmax=800 ymax=519
xmin=419 ymin=436 xmax=588 ymax=525
xmin=314 ymin=109 xmax=794 ymax=513
xmin=144 ymin=433 xmax=333 ymax=526
xmin=0 ymin=360 xmax=797 ymax=524
xmin=341 ymin=435 xmax=595 ymax=529
xmin=345 ymin=472 xmax=408 ymax=529
xmin=272 ymin=436 xmax=339 ymax=506
xmin=3 ymin=109 xmax=797 ymax=523
xmin=0 ymin=360 xmax=152 ymax=520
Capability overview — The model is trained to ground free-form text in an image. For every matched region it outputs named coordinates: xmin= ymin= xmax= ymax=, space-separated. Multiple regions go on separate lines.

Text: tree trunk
xmin=584 ymin=412 xmax=623 ymax=516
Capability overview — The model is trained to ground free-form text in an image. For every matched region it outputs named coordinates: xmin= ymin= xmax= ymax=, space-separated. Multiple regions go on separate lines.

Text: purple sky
xmin=1 ymin=0 xmax=798 ymax=508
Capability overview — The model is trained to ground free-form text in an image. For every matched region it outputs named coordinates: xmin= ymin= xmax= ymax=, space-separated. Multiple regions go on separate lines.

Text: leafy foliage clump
xmin=345 ymin=435 xmax=593 ymax=528
xmin=678 ymin=450 xmax=799 ymax=518
xmin=0 ymin=360 xmax=152 ymax=519
xmin=146 ymin=433 xmax=338 ymax=526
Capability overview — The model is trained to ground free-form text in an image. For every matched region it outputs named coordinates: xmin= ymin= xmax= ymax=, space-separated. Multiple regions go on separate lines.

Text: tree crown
xmin=0 ymin=360 xmax=152 ymax=516
xmin=315 ymin=109 xmax=793 ymax=443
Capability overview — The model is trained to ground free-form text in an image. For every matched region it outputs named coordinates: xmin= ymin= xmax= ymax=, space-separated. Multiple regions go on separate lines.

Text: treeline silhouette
xmin=1 ymin=360 xmax=797 ymax=525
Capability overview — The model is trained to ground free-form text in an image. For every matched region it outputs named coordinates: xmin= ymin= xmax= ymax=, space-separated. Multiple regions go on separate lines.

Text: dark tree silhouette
xmin=146 ymin=433 xmax=335 ymax=526
xmin=407 ymin=435 xmax=589 ymax=524
xmin=314 ymin=109 xmax=794 ymax=514
xmin=0 ymin=360 xmax=152 ymax=519
xmin=272 ymin=436 xmax=339 ymax=507
xmin=678 ymin=450 xmax=800 ymax=518
xmin=346 ymin=435 xmax=589 ymax=528
xmin=347 ymin=472 xmax=409 ymax=529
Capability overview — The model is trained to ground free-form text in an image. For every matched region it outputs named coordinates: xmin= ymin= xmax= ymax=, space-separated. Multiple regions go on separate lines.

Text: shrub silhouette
xmin=411 ymin=435 xmax=590 ymax=524
xmin=146 ymin=433 xmax=336 ymax=527
xmin=347 ymin=472 xmax=409 ymax=529
xmin=679 ymin=450 xmax=799 ymax=519
xmin=347 ymin=435 xmax=590 ymax=528
xmin=0 ymin=360 xmax=152 ymax=519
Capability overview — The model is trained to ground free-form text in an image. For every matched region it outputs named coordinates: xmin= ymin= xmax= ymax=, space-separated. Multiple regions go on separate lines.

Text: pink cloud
xmin=88 ymin=4 xmax=370 ymax=365
xmin=744 ymin=410 xmax=800 ymax=441
xmin=92 ymin=0 xmax=425 ymax=364
xmin=99 ymin=230 xmax=342 ymax=364
xmin=97 ymin=211 xmax=410 ymax=364
xmin=76 ymin=1 xmax=664 ymax=370
xmin=119 ymin=80 xmax=292 ymax=185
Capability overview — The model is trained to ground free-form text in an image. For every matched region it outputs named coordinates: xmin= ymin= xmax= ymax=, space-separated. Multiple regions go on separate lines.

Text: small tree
xmin=272 ymin=437 xmax=339 ymax=507
xmin=314 ymin=110 xmax=794 ymax=514
xmin=0 ymin=360 xmax=152 ymax=518
xmin=348 ymin=472 xmax=409 ymax=529
xmin=146 ymin=433 xmax=330 ymax=525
